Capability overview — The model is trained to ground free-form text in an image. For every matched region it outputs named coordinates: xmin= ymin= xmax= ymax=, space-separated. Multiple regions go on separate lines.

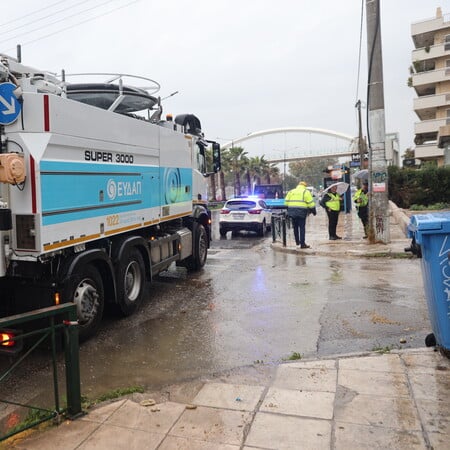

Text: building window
xmin=445 ymin=35 xmax=450 ymax=51
xmin=447 ymin=109 xmax=450 ymax=125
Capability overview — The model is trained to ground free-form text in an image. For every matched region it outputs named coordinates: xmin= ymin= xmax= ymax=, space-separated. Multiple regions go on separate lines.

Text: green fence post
xmin=64 ymin=305 xmax=82 ymax=418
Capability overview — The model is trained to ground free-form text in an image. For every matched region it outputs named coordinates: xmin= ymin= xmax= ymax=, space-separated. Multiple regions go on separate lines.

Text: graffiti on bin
xmin=439 ymin=235 xmax=450 ymax=318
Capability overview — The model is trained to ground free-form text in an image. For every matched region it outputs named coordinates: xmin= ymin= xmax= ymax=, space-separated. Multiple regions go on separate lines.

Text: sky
xmin=0 ymin=0 xmax=446 ymax=159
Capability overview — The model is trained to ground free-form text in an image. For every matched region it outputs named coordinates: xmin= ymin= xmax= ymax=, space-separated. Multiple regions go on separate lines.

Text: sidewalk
xmin=271 ymin=200 xmax=411 ymax=257
xmin=10 ymin=349 xmax=450 ymax=449
xmin=8 ymin=206 xmax=450 ymax=449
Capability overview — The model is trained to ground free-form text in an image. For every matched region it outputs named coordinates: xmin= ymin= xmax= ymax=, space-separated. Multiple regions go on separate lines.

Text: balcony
xmin=414 ymin=143 xmax=442 ymax=159
xmin=414 ymin=93 xmax=450 ymax=120
xmin=414 ymin=118 xmax=446 ymax=135
xmin=411 ymin=13 xmax=450 ymax=48
xmin=412 ymin=43 xmax=449 ymax=62
xmin=412 ymin=68 xmax=449 ymax=87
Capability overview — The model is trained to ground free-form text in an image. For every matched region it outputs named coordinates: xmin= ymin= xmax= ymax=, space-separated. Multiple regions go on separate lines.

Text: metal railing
xmin=0 ymin=303 xmax=82 ymax=441
xmin=271 ymin=211 xmax=288 ymax=247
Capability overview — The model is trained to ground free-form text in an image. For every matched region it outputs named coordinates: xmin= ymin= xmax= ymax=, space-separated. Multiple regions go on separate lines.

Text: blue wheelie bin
xmin=407 ymin=212 xmax=450 ymax=355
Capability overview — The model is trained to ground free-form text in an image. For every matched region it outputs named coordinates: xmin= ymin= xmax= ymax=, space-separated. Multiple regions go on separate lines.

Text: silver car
xmin=219 ymin=197 xmax=272 ymax=237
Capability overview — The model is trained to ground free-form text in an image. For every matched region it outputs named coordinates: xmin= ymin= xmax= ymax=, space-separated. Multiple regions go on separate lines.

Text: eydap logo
xmin=107 ymin=179 xmax=142 ymax=200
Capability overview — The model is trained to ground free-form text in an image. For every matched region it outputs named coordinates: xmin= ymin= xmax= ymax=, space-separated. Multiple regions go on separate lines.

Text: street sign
xmin=0 ymin=82 xmax=21 ymax=125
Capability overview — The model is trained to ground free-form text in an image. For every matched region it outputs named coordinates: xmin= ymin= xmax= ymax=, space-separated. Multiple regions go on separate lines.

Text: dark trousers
xmin=326 ymin=209 xmax=340 ymax=238
xmin=357 ymin=206 xmax=369 ymax=235
xmin=292 ymin=216 xmax=306 ymax=246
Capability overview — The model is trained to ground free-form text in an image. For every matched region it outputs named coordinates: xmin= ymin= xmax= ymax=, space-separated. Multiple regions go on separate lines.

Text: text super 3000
xmin=84 ymin=150 xmax=134 ymax=164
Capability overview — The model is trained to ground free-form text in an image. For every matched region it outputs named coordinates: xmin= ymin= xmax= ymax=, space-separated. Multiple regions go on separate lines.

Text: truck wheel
xmin=65 ymin=264 xmax=104 ymax=341
xmin=115 ymin=248 xmax=145 ymax=316
xmin=185 ymin=223 xmax=208 ymax=271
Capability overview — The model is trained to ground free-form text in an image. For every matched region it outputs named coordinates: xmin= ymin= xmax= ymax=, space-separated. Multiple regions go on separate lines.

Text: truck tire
xmin=184 ymin=222 xmax=208 ymax=271
xmin=65 ymin=264 xmax=104 ymax=341
xmin=115 ymin=247 xmax=145 ymax=316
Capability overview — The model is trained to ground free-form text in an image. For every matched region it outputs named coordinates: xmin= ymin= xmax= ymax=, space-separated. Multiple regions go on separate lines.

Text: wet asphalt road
xmin=0 ymin=211 xmax=430 ymax=412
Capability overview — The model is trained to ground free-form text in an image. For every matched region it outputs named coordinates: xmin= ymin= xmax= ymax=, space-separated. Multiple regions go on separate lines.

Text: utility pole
xmin=355 ymin=100 xmax=367 ymax=167
xmin=366 ymin=0 xmax=389 ymax=243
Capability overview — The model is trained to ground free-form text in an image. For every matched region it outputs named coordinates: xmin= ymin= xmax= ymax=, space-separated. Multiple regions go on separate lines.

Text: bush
xmin=388 ymin=165 xmax=450 ymax=209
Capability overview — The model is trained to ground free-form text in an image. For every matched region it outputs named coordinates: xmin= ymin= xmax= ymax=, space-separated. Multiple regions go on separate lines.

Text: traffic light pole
xmin=366 ymin=0 xmax=389 ymax=243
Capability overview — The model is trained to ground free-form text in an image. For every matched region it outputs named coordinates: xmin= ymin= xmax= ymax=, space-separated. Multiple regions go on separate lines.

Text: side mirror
xmin=212 ymin=142 xmax=221 ymax=173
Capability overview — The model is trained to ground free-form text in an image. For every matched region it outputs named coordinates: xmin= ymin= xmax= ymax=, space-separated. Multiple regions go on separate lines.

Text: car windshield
xmin=226 ymin=200 xmax=257 ymax=210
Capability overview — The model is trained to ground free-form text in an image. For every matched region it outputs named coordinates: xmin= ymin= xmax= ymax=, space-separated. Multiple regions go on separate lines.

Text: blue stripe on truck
xmin=40 ymin=161 xmax=192 ymax=225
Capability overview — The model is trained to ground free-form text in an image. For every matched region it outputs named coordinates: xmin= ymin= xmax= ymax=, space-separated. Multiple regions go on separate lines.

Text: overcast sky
xmin=0 ymin=0 xmax=446 ymax=158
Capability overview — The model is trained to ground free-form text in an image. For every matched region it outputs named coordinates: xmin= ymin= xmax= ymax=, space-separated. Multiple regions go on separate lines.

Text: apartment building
xmin=411 ymin=7 xmax=450 ymax=166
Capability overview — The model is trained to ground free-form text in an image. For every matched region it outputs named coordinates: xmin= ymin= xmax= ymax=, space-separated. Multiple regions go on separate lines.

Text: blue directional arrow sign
xmin=0 ymin=82 xmax=21 ymax=125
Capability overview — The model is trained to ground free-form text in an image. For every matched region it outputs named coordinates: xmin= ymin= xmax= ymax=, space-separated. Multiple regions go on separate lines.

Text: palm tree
xmin=228 ymin=146 xmax=248 ymax=196
xmin=219 ymin=149 xmax=232 ymax=201
xmin=250 ymin=155 xmax=270 ymax=186
xmin=209 ymin=171 xmax=217 ymax=201
xmin=266 ymin=163 xmax=281 ymax=184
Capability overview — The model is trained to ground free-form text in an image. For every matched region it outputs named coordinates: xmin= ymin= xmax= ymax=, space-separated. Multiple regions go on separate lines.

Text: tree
xmin=219 ymin=149 xmax=233 ymax=201
xmin=265 ymin=163 xmax=281 ymax=184
xmin=403 ymin=148 xmax=415 ymax=159
xmin=228 ymin=146 xmax=248 ymax=196
xmin=289 ymin=158 xmax=338 ymax=188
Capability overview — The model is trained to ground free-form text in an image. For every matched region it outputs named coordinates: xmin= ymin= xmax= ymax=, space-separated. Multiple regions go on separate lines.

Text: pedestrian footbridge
xmin=221 ymin=127 xmax=359 ymax=162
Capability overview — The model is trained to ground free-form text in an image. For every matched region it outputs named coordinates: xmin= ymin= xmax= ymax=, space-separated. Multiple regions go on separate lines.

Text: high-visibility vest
xmin=353 ymin=189 xmax=368 ymax=208
xmin=285 ymin=186 xmax=315 ymax=209
xmin=325 ymin=192 xmax=341 ymax=211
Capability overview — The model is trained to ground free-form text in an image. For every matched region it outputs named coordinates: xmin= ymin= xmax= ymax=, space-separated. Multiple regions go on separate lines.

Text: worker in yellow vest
xmin=353 ymin=181 xmax=369 ymax=238
xmin=284 ymin=181 xmax=317 ymax=249
xmin=320 ymin=185 xmax=343 ymax=240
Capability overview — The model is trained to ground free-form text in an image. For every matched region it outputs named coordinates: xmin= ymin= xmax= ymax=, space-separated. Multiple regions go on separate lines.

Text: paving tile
xmin=334 ymin=422 xmax=427 ymax=449
xmin=192 ymin=383 xmax=264 ymax=411
xmin=81 ymin=399 xmax=127 ymax=423
xmin=77 ymin=423 xmax=164 ymax=450
xmin=427 ymin=431 xmax=450 ymax=450
xmin=338 ymin=368 xmax=410 ymax=397
xmin=338 ymin=354 xmax=405 ymax=373
xmin=283 ymin=359 xmax=336 ymax=370
xmin=158 ymin=435 xmax=240 ymax=449
xmin=401 ymin=350 xmax=450 ymax=374
xmin=409 ymin=371 xmax=450 ymax=401
xmin=105 ymin=399 xmax=185 ymax=434
xmin=169 ymin=405 xmax=252 ymax=446
xmin=260 ymin=387 xmax=334 ymax=420
xmin=273 ymin=364 xmax=337 ymax=392
xmin=334 ymin=393 xmax=421 ymax=430
xmin=245 ymin=412 xmax=331 ymax=449
xmin=415 ymin=397 xmax=450 ymax=434
xmin=13 ymin=419 xmax=99 ymax=450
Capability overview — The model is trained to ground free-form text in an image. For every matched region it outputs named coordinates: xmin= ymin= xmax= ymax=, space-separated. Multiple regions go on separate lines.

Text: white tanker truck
xmin=0 ymin=52 xmax=220 ymax=340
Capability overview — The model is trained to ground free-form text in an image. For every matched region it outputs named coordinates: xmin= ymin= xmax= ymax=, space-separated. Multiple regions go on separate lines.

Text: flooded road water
xmin=78 ymin=230 xmax=429 ymax=399
xmin=0 ymin=215 xmax=431 ymax=411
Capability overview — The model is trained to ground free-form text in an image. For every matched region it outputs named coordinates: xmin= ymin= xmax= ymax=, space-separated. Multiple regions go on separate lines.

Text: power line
xmin=0 ymin=0 xmax=92 ymax=37
xmin=1 ymin=0 xmax=143 ymax=53
xmin=0 ymin=0 xmax=122 ymax=45
xmin=0 ymin=0 xmax=69 ymax=28
xmin=355 ymin=0 xmax=365 ymax=103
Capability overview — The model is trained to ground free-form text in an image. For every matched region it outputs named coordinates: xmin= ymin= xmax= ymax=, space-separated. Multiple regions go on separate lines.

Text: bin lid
xmin=408 ymin=212 xmax=450 ymax=235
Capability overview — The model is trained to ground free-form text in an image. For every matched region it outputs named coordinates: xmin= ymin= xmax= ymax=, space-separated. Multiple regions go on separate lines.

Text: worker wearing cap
xmin=284 ymin=181 xmax=316 ymax=249
xmin=321 ymin=185 xmax=343 ymax=240
xmin=353 ymin=181 xmax=369 ymax=238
